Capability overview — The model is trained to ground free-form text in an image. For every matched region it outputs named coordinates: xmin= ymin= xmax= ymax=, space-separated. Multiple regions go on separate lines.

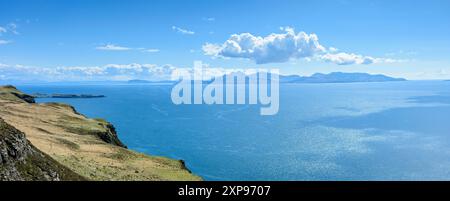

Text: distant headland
xmin=32 ymin=93 xmax=106 ymax=99
xmin=279 ymin=72 xmax=406 ymax=83
xmin=127 ymin=72 xmax=406 ymax=84
xmin=127 ymin=79 xmax=175 ymax=84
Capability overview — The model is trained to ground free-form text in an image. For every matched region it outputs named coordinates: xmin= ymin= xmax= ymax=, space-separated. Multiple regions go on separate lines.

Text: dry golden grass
xmin=0 ymin=86 xmax=201 ymax=181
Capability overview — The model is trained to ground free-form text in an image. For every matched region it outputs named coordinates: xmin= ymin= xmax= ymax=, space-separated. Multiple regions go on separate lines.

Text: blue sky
xmin=1 ymin=0 xmax=450 ymax=81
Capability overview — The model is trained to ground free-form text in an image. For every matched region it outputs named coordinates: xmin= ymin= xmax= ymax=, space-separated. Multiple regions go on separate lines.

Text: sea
xmin=16 ymin=80 xmax=450 ymax=180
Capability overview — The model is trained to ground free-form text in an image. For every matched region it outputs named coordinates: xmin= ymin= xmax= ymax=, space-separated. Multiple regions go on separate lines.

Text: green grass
xmin=55 ymin=137 xmax=81 ymax=150
xmin=0 ymin=86 xmax=35 ymax=103
xmin=104 ymin=148 xmax=137 ymax=161
xmin=0 ymin=85 xmax=22 ymax=94
xmin=1 ymin=118 xmax=85 ymax=181
xmin=16 ymin=152 xmax=86 ymax=181
xmin=0 ymin=92 xmax=23 ymax=102
xmin=58 ymin=115 xmax=106 ymax=136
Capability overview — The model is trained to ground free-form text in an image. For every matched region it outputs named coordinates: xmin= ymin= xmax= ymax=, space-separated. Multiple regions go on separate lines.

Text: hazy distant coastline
xmin=278 ymin=72 xmax=406 ymax=83
xmin=32 ymin=93 xmax=106 ymax=99
xmin=127 ymin=72 xmax=407 ymax=84
xmin=0 ymin=72 xmax=407 ymax=86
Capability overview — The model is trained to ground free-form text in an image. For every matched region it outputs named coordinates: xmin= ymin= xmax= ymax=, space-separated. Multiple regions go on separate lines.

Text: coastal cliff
xmin=0 ymin=85 xmax=201 ymax=181
xmin=0 ymin=118 xmax=84 ymax=181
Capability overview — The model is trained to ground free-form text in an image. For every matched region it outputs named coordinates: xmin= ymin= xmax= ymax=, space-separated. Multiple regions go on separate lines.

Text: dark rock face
xmin=11 ymin=92 xmax=36 ymax=103
xmin=0 ymin=118 xmax=85 ymax=181
xmin=97 ymin=122 xmax=127 ymax=148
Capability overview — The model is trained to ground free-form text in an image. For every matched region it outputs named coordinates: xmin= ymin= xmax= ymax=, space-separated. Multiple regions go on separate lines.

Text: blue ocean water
xmin=17 ymin=81 xmax=450 ymax=180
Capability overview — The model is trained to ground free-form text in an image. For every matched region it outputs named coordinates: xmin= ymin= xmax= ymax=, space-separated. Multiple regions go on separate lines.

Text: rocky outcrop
xmin=11 ymin=92 xmax=35 ymax=103
xmin=0 ymin=118 xmax=85 ymax=181
xmin=45 ymin=102 xmax=127 ymax=148
xmin=0 ymin=85 xmax=35 ymax=103
xmin=97 ymin=122 xmax=127 ymax=148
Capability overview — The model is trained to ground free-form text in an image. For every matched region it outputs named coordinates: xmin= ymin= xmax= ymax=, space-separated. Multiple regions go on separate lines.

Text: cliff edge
xmin=0 ymin=85 xmax=201 ymax=181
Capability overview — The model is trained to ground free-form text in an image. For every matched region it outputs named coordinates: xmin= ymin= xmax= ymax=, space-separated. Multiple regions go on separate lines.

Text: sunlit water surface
xmin=18 ymin=81 xmax=450 ymax=180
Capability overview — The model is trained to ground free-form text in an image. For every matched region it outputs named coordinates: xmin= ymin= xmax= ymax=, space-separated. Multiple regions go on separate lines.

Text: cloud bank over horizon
xmin=0 ymin=63 xmax=177 ymax=82
xmin=1 ymin=62 xmax=448 ymax=82
xmin=0 ymin=63 xmax=248 ymax=82
xmin=203 ymin=27 xmax=399 ymax=65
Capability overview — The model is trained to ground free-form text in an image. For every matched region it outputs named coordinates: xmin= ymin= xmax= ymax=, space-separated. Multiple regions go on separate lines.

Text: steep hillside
xmin=0 ymin=118 xmax=84 ymax=181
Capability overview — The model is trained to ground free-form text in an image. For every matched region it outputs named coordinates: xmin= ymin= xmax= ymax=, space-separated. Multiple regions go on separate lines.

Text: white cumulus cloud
xmin=202 ymin=43 xmax=223 ymax=56
xmin=203 ymin=27 xmax=326 ymax=64
xmin=203 ymin=27 xmax=401 ymax=65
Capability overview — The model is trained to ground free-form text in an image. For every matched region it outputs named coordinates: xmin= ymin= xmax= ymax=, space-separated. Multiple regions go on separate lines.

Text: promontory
xmin=0 ymin=85 xmax=201 ymax=181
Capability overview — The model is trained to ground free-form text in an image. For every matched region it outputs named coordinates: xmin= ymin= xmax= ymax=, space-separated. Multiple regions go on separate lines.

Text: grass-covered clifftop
xmin=0 ymin=85 xmax=201 ymax=181
xmin=0 ymin=85 xmax=35 ymax=103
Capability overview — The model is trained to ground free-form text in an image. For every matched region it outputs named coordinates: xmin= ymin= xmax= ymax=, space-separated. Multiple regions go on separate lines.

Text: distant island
xmin=279 ymin=72 xmax=406 ymax=83
xmin=128 ymin=79 xmax=175 ymax=84
xmin=32 ymin=93 xmax=106 ymax=99
xmin=130 ymin=72 xmax=406 ymax=84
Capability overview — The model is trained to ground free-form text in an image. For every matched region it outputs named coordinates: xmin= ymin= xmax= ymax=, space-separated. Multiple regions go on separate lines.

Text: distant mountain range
xmin=279 ymin=72 xmax=406 ymax=83
xmin=127 ymin=79 xmax=175 ymax=84
xmin=128 ymin=72 xmax=406 ymax=84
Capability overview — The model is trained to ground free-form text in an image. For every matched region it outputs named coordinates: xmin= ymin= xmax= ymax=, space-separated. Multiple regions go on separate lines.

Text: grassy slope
xmin=0 ymin=118 xmax=85 ymax=181
xmin=0 ymin=86 xmax=201 ymax=181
